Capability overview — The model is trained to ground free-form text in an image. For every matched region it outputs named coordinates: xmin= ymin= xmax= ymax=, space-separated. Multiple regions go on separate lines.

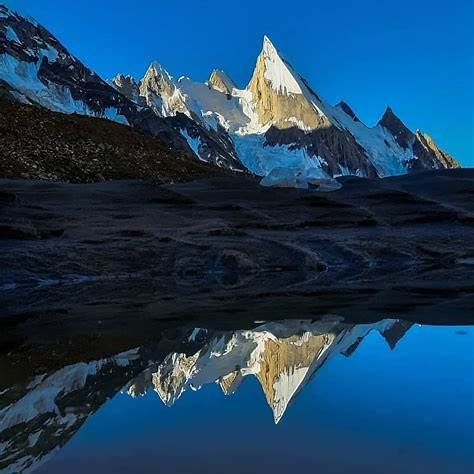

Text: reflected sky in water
xmin=1 ymin=320 xmax=473 ymax=474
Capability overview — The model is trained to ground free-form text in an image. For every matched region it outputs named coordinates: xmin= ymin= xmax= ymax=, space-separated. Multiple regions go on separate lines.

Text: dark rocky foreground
xmin=1 ymin=168 xmax=473 ymax=334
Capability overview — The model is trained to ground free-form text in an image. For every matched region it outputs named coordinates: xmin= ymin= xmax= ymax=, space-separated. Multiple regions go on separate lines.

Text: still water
xmin=1 ymin=319 xmax=473 ymax=474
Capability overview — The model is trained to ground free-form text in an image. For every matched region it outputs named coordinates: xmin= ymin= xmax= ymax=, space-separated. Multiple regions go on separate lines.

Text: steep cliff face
xmin=378 ymin=106 xmax=415 ymax=149
xmin=377 ymin=107 xmax=461 ymax=171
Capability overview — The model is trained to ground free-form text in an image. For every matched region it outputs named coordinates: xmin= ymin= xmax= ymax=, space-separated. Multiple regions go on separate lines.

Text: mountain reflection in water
xmin=0 ymin=317 xmax=472 ymax=474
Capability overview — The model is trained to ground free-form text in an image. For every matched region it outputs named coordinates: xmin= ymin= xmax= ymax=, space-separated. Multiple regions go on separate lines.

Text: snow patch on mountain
xmin=0 ymin=52 xmax=91 ymax=114
xmin=331 ymin=104 xmax=415 ymax=176
xmin=178 ymin=77 xmax=251 ymax=132
xmin=5 ymin=25 xmax=20 ymax=43
xmin=180 ymin=129 xmax=203 ymax=160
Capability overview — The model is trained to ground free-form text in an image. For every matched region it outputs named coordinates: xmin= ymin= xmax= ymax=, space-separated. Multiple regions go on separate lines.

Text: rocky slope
xmin=0 ymin=5 xmax=460 ymax=186
xmin=0 ymin=98 xmax=228 ymax=183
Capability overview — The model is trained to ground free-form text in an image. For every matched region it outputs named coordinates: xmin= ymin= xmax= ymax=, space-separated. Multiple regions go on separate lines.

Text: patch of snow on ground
xmin=260 ymin=167 xmax=335 ymax=189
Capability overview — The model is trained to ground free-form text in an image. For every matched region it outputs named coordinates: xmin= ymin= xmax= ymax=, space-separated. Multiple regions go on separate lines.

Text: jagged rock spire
xmin=246 ymin=35 xmax=332 ymax=130
xmin=378 ymin=106 xmax=414 ymax=149
xmin=111 ymin=74 xmax=139 ymax=102
xmin=208 ymin=69 xmax=237 ymax=95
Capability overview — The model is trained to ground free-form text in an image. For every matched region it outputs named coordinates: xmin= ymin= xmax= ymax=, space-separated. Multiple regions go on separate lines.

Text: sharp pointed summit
xmin=262 ymin=35 xmax=279 ymax=56
xmin=250 ymin=34 xmax=304 ymax=96
xmin=378 ymin=106 xmax=414 ymax=149
xmin=111 ymin=73 xmax=140 ymax=103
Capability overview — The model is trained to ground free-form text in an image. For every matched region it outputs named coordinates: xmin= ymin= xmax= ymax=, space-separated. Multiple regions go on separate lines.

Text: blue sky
xmin=5 ymin=0 xmax=474 ymax=166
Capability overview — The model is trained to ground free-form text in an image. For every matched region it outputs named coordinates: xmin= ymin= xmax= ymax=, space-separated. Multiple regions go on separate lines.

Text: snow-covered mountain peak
xmin=112 ymin=72 xmax=136 ymax=84
xmin=142 ymin=61 xmax=176 ymax=91
xmin=138 ymin=61 xmax=186 ymax=117
xmin=262 ymin=35 xmax=277 ymax=56
xmin=254 ymin=35 xmax=303 ymax=96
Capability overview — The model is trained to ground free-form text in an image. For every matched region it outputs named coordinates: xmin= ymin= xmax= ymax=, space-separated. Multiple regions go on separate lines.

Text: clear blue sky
xmin=5 ymin=0 xmax=474 ymax=166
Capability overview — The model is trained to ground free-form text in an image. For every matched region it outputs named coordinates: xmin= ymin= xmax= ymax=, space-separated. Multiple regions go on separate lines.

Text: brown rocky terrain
xmin=0 ymin=98 xmax=228 ymax=184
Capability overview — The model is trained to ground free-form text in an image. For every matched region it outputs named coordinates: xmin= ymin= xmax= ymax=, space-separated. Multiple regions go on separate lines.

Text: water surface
xmin=1 ymin=319 xmax=473 ymax=474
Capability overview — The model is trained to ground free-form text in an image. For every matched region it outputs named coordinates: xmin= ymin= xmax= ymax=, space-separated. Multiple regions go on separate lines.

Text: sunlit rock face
xmin=413 ymin=130 xmax=459 ymax=170
xmin=138 ymin=62 xmax=188 ymax=118
xmin=247 ymin=36 xmax=331 ymax=131
xmin=111 ymin=74 xmax=141 ymax=103
xmin=209 ymin=69 xmax=237 ymax=96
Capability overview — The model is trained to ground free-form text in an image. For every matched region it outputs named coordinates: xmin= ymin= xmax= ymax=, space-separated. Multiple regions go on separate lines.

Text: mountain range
xmin=0 ymin=4 xmax=460 ymax=187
